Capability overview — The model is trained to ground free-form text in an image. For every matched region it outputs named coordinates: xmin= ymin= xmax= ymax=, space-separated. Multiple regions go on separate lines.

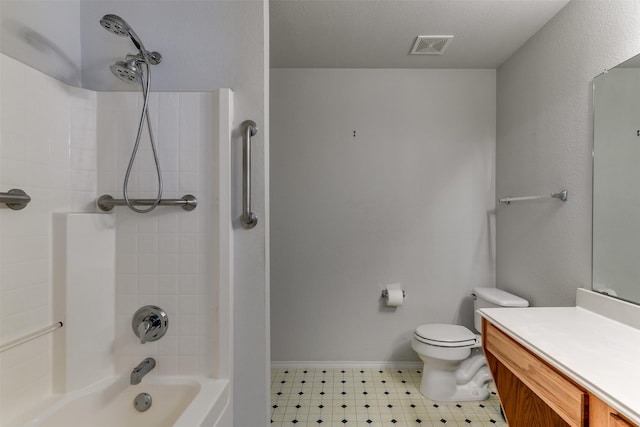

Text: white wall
xmin=270 ymin=69 xmax=496 ymax=362
xmin=0 ymin=55 xmax=264 ymax=427
xmin=1 ymin=0 xmax=82 ymax=86
xmin=496 ymin=0 xmax=640 ymax=307
xmin=0 ymin=54 xmax=98 ymax=424
xmin=52 ymin=213 xmax=116 ymax=394
xmin=96 ymin=91 xmax=220 ymax=377
xmin=83 ymin=1 xmax=271 ymax=423
xmin=1 ymin=1 xmax=270 ymax=424
xmin=81 ymin=2 xmax=270 ymax=422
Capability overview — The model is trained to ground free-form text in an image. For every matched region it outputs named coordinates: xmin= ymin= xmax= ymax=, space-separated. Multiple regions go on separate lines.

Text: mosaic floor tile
xmin=271 ymin=368 xmax=508 ymax=427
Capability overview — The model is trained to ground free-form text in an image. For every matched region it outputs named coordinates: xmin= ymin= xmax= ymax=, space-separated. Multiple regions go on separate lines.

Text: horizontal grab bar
xmin=0 ymin=321 xmax=63 ymax=353
xmin=499 ymin=190 xmax=568 ymax=205
xmin=0 ymin=189 xmax=31 ymax=210
xmin=97 ymin=194 xmax=197 ymax=212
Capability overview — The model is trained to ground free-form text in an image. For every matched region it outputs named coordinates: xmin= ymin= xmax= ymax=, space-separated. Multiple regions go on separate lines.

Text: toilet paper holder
xmin=381 ymin=289 xmax=406 ymax=299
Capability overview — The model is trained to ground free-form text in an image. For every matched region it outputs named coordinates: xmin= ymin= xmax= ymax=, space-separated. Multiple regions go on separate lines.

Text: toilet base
xmin=418 ymin=351 xmax=492 ymax=402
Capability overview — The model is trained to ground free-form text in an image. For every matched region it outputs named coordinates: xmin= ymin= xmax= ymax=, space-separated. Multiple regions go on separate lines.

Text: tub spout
xmin=130 ymin=357 xmax=156 ymax=385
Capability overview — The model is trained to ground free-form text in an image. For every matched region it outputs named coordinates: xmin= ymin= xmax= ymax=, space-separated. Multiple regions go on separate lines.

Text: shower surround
xmin=97 ymin=90 xmax=224 ymax=376
xmin=0 ymin=53 xmax=232 ymax=424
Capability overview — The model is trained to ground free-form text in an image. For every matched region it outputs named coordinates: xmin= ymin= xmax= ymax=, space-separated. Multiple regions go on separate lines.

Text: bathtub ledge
xmin=8 ymin=375 xmax=229 ymax=427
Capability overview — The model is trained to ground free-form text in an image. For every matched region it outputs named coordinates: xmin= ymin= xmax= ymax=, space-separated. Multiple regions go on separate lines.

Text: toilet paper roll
xmin=385 ymin=288 xmax=404 ymax=307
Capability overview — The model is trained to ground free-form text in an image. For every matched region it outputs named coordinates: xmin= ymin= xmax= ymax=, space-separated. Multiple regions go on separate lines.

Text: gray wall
xmin=271 ymin=68 xmax=496 ymax=362
xmin=496 ymin=0 xmax=640 ymax=307
xmin=1 ymin=0 xmax=82 ymax=86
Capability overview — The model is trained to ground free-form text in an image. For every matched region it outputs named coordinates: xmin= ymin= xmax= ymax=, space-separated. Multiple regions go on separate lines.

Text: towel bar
xmin=499 ymin=190 xmax=567 ymax=205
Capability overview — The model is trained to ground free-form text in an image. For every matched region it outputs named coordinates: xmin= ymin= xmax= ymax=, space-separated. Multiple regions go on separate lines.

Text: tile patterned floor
xmin=271 ymin=368 xmax=507 ymax=427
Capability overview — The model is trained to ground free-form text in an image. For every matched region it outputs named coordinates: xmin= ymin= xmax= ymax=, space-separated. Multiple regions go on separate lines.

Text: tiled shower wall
xmin=96 ymin=91 xmax=219 ymax=376
xmin=0 ymin=54 xmax=98 ymax=422
xmin=1 ymin=53 xmax=220 ymax=423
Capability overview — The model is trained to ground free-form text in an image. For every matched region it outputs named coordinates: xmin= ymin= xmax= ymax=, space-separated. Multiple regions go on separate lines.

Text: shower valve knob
xmin=132 ymin=305 xmax=168 ymax=344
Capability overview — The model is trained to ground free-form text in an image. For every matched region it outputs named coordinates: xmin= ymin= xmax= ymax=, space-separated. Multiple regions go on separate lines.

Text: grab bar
xmin=0 ymin=321 xmax=63 ymax=353
xmin=241 ymin=120 xmax=258 ymax=228
xmin=97 ymin=194 xmax=197 ymax=211
xmin=0 ymin=188 xmax=31 ymax=210
xmin=499 ymin=190 xmax=568 ymax=205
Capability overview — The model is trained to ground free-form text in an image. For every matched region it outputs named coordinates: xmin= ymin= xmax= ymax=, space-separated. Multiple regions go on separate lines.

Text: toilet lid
xmin=414 ymin=324 xmax=478 ymax=348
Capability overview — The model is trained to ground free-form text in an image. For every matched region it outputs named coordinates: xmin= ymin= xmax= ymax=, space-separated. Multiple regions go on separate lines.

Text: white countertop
xmin=480 ymin=305 xmax=640 ymax=425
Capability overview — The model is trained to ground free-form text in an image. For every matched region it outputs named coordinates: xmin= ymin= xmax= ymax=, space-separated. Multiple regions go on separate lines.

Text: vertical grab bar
xmin=241 ymin=120 xmax=258 ymax=228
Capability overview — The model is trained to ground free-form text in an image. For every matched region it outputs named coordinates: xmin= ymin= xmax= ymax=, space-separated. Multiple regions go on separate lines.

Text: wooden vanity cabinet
xmin=591 ymin=395 xmax=637 ymax=427
xmin=482 ymin=319 xmax=639 ymax=427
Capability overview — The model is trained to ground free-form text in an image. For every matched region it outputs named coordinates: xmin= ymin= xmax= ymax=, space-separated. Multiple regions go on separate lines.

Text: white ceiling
xmin=270 ymin=0 xmax=571 ymax=69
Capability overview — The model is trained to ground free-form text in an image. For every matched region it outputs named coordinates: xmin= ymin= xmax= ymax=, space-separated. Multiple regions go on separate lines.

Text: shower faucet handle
xmin=137 ymin=321 xmax=151 ymax=344
xmin=132 ymin=305 xmax=168 ymax=344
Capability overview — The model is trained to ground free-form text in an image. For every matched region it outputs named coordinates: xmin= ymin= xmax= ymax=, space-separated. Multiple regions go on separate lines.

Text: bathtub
xmin=15 ymin=376 xmax=229 ymax=427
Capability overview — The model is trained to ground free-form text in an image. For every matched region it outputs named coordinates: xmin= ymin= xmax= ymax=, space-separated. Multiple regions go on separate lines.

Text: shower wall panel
xmin=0 ymin=52 xmax=230 ymax=424
xmin=0 ymin=53 xmax=98 ymax=424
xmin=96 ymin=91 xmax=219 ymax=376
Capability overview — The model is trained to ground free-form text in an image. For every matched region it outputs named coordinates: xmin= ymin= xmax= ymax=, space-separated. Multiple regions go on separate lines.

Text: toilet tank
xmin=472 ymin=287 xmax=529 ymax=333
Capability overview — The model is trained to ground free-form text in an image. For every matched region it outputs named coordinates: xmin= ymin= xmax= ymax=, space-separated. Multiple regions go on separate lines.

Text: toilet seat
xmin=414 ymin=324 xmax=478 ymax=348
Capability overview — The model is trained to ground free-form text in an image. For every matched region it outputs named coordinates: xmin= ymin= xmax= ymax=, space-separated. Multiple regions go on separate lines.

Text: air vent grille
xmin=410 ymin=36 xmax=453 ymax=55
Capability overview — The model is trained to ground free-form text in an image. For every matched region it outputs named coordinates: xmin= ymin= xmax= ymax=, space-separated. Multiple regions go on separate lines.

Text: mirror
xmin=593 ymin=53 xmax=640 ymax=305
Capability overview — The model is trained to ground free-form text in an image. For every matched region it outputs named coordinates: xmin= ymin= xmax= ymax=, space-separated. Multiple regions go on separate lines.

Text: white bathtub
xmin=15 ymin=376 xmax=229 ymax=427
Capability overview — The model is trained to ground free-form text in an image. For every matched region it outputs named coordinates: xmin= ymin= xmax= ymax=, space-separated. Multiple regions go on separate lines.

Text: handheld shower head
xmin=99 ymin=14 xmax=129 ymax=37
xmin=100 ymin=14 xmax=163 ymax=213
xmin=100 ymin=14 xmax=143 ymax=49
xmin=99 ymin=14 xmax=161 ymax=64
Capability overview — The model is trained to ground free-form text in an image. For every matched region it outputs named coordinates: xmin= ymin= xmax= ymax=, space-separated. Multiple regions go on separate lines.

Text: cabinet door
xmin=486 ymin=353 xmax=570 ymax=427
xmin=486 ymin=350 xmax=571 ymax=427
xmin=483 ymin=320 xmax=588 ymax=427
xmin=611 ymin=414 xmax=635 ymax=427
xmin=590 ymin=394 xmax=638 ymax=427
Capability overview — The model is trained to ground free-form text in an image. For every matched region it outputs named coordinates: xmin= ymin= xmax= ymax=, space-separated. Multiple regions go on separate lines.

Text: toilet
xmin=411 ymin=287 xmax=528 ymax=402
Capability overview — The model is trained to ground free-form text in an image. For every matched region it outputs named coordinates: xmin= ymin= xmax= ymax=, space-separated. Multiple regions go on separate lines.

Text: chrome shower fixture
xmin=100 ymin=14 xmax=163 ymax=213
xmin=110 ymin=56 xmax=143 ymax=85
xmin=99 ymin=14 xmax=162 ymax=65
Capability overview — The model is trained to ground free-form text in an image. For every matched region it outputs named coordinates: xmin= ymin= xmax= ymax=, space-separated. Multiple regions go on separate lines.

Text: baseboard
xmin=271 ymin=361 xmax=423 ymax=370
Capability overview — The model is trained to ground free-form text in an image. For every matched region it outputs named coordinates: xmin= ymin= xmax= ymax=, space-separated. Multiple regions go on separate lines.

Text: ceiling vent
xmin=410 ymin=35 xmax=454 ymax=55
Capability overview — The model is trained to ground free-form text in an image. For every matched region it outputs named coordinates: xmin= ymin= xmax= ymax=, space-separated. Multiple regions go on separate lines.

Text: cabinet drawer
xmin=484 ymin=322 xmax=588 ymax=427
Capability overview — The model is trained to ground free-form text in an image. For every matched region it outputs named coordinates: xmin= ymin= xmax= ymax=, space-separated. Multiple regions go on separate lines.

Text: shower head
xmin=100 ymin=14 xmax=143 ymax=50
xmin=100 ymin=14 xmax=129 ymax=37
xmin=110 ymin=59 xmax=143 ymax=85
xmin=99 ymin=14 xmax=162 ymax=65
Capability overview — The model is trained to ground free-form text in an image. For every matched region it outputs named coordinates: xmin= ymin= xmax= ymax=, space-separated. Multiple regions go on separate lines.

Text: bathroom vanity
xmin=479 ymin=289 xmax=640 ymax=427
